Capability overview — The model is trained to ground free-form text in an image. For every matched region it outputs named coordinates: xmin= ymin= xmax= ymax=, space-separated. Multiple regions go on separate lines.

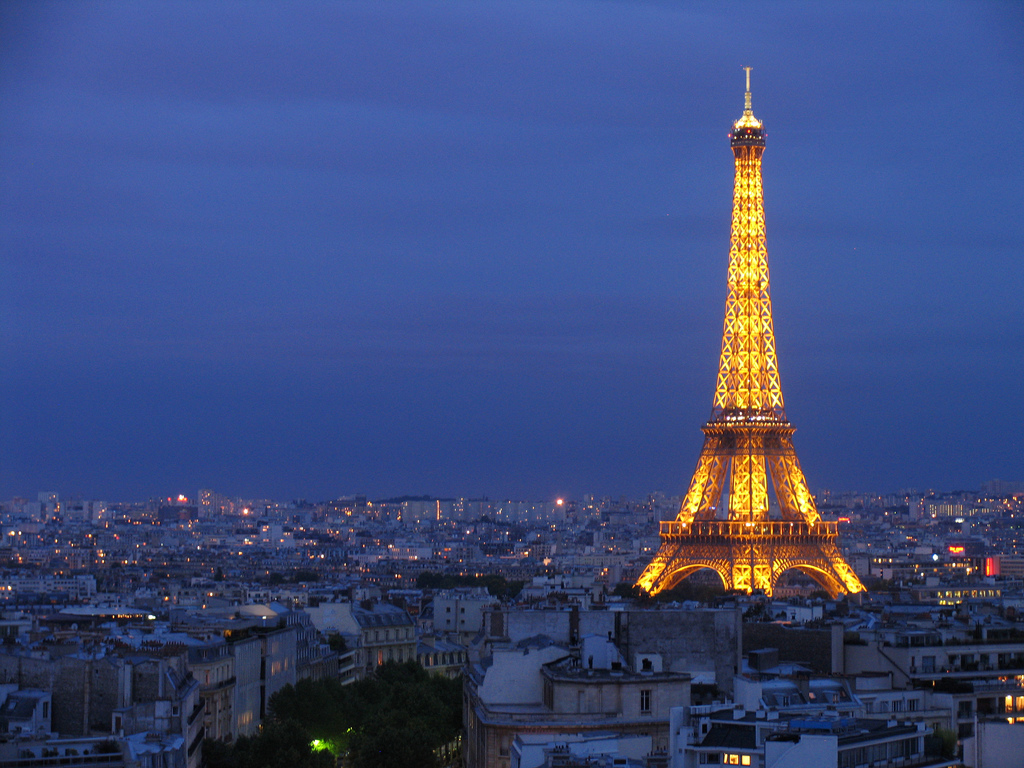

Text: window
xmin=640 ymin=689 xmax=651 ymax=714
xmin=867 ymin=744 xmax=886 ymax=763
xmin=908 ymin=699 xmax=919 ymax=712
xmin=42 ymin=702 xmax=48 ymax=719
xmin=892 ymin=699 xmax=904 ymax=712
xmin=889 ymin=738 xmax=914 ymax=760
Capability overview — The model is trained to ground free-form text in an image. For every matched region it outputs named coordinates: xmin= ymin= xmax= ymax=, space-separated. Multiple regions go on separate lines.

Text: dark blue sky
xmin=1 ymin=1 xmax=1021 ymax=502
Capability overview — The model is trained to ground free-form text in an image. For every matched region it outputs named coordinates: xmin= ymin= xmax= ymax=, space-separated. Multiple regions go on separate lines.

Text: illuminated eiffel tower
xmin=636 ymin=69 xmax=864 ymax=598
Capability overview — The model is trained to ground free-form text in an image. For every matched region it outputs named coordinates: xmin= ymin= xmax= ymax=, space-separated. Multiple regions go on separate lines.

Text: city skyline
xmin=2 ymin=2 xmax=1022 ymax=502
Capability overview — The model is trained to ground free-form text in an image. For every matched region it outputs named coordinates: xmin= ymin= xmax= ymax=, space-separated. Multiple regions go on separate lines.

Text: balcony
xmin=660 ymin=521 xmax=838 ymax=538
xmin=200 ymin=675 xmax=236 ymax=693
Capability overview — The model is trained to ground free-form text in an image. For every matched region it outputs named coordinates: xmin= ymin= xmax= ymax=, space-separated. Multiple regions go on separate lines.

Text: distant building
xmin=511 ymin=732 xmax=653 ymax=768
xmin=306 ymin=601 xmax=415 ymax=678
xmin=465 ymin=634 xmax=690 ymax=768
xmin=0 ymin=647 xmax=202 ymax=768
xmin=0 ymin=685 xmax=51 ymax=736
xmin=417 ymin=635 xmax=467 ymax=678
xmin=480 ymin=606 xmax=742 ymax=694
xmin=433 ymin=587 xmax=497 ymax=643
xmin=961 ymin=717 xmax=1024 ymax=767
xmin=762 ymin=718 xmax=947 ymax=768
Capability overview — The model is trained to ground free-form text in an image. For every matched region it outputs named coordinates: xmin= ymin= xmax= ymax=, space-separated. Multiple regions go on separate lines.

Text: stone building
xmin=306 ymin=601 xmax=416 ymax=678
xmin=479 ymin=606 xmax=742 ymax=694
xmin=432 ymin=587 xmax=498 ymax=643
xmin=0 ymin=646 xmax=202 ymax=768
xmin=417 ymin=635 xmax=467 ymax=678
xmin=465 ymin=632 xmax=691 ymax=768
xmin=187 ymin=641 xmax=235 ymax=742
xmin=172 ymin=608 xmax=301 ymax=739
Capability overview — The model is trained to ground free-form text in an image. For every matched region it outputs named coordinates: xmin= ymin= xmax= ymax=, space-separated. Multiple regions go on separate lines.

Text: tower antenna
xmin=743 ymin=66 xmax=753 ymax=111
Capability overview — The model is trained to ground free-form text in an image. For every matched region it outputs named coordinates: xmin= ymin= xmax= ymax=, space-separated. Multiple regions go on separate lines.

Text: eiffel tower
xmin=636 ymin=69 xmax=864 ymax=598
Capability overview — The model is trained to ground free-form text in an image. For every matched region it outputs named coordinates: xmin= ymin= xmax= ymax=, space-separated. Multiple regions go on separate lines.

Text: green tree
xmin=612 ymin=578 xmax=724 ymax=604
xmin=416 ymin=571 xmax=523 ymax=600
xmin=349 ymin=710 xmax=439 ymax=768
xmin=201 ymin=737 xmax=237 ymax=768
xmin=231 ymin=719 xmax=334 ymax=768
xmin=228 ymin=661 xmax=463 ymax=767
xmin=925 ymin=726 xmax=957 ymax=758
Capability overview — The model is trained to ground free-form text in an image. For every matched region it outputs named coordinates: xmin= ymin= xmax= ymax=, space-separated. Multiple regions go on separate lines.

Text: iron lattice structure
xmin=636 ymin=71 xmax=864 ymax=598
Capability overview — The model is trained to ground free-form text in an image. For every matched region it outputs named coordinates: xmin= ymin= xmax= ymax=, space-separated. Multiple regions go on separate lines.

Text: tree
xmin=348 ymin=710 xmax=438 ymax=768
xmin=612 ymin=578 xmax=724 ymax=605
xmin=231 ymin=720 xmax=334 ymax=768
xmin=201 ymin=738 xmax=237 ymax=768
xmin=925 ymin=726 xmax=957 ymax=759
xmin=213 ymin=661 xmax=462 ymax=767
xmin=416 ymin=571 xmax=524 ymax=600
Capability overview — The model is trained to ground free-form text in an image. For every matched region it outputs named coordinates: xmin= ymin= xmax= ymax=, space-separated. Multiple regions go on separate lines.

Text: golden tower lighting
xmin=636 ymin=69 xmax=864 ymax=598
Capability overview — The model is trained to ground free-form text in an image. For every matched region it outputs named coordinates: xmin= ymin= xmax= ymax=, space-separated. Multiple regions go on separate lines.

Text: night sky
xmin=1 ymin=2 xmax=1022 ymax=502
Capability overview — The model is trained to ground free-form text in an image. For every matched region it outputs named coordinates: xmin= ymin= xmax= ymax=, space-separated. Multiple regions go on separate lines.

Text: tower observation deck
xmin=635 ymin=70 xmax=864 ymax=598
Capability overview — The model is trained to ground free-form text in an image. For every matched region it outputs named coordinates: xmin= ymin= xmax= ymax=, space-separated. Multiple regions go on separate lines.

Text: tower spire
xmin=734 ymin=66 xmax=762 ymax=132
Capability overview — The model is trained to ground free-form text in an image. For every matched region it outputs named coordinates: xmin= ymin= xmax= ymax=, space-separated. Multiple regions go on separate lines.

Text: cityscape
xmin=2 ymin=3 xmax=1022 ymax=768
xmin=0 ymin=481 xmax=1023 ymax=768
